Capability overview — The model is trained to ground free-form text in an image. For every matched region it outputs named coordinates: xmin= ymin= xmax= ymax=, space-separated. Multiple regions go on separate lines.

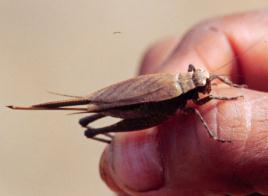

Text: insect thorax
xmin=192 ymin=68 xmax=210 ymax=87
xmin=177 ymin=68 xmax=210 ymax=94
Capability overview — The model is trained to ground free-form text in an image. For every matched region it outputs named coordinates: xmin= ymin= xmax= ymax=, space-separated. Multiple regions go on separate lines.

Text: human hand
xmin=100 ymin=10 xmax=268 ymax=196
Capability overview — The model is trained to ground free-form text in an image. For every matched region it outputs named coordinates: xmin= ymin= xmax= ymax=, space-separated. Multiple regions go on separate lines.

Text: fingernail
xmin=111 ymin=131 xmax=164 ymax=192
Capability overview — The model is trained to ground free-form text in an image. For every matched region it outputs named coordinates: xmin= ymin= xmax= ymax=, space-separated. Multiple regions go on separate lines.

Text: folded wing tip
xmin=6 ymin=105 xmax=14 ymax=109
xmin=6 ymin=105 xmax=34 ymax=110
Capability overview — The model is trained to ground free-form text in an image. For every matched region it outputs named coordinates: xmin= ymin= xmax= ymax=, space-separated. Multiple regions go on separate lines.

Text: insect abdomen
xmin=100 ymin=95 xmax=187 ymax=119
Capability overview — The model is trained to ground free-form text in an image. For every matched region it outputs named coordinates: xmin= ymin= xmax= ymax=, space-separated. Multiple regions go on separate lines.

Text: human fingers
xmin=100 ymin=10 xmax=268 ymax=195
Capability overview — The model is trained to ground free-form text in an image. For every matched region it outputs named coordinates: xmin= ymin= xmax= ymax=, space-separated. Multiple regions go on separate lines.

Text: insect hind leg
xmin=79 ymin=114 xmax=113 ymax=143
xmin=84 ymin=116 xmax=167 ymax=143
xmin=79 ymin=114 xmax=105 ymax=127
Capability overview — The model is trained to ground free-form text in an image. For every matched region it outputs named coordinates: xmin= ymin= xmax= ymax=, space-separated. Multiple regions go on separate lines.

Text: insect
xmin=7 ymin=64 xmax=244 ymax=144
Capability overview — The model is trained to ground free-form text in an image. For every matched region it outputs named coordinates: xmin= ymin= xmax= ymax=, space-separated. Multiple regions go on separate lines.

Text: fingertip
xmin=100 ymin=131 xmax=165 ymax=194
xmin=99 ymin=147 xmax=123 ymax=193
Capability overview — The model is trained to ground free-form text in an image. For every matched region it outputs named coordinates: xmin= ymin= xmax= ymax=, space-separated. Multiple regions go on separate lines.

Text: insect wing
xmin=87 ymin=73 xmax=182 ymax=108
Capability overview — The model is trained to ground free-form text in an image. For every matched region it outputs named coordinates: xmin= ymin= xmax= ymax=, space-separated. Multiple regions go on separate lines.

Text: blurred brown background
xmin=1 ymin=1 xmax=267 ymax=195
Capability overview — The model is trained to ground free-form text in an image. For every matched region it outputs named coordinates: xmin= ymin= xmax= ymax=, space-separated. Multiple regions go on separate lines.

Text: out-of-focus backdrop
xmin=1 ymin=1 xmax=267 ymax=195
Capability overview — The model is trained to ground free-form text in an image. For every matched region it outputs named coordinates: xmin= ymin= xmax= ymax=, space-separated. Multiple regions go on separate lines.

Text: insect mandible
xmin=7 ymin=64 xmax=245 ymax=143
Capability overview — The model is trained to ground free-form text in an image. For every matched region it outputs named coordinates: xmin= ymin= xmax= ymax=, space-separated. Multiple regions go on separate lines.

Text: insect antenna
xmin=46 ymin=90 xmax=83 ymax=98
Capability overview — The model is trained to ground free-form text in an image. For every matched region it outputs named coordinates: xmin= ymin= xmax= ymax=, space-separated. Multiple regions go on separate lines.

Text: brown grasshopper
xmin=7 ymin=64 xmax=244 ymax=144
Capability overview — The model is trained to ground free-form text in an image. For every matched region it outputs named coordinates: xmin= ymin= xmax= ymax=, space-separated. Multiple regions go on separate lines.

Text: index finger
xmin=153 ymin=10 xmax=268 ymax=91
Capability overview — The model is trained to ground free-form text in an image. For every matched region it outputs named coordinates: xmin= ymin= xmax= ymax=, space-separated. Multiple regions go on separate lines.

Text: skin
xmin=99 ymin=10 xmax=268 ymax=196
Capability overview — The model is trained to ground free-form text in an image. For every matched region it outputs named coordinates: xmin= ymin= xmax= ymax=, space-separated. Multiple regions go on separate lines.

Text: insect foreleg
xmin=183 ymin=108 xmax=230 ymax=143
xmin=193 ymin=95 xmax=243 ymax=105
xmin=209 ymin=75 xmax=247 ymax=88
xmin=190 ymin=94 xmax=243 ymax=142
